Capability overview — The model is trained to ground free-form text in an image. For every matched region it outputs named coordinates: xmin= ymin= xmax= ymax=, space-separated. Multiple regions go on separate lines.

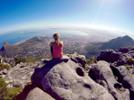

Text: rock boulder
xmin=89 ymin=61 xmax=130 ymax=100
xmin=32 ymin=59 xmax=114 ymax=100
xmin=26 ymin=87 xmax=55 ymax=100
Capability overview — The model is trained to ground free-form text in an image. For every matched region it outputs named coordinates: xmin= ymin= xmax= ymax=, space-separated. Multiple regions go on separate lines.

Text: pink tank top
xmin=52 ymin=42 xmax=63 ymax=59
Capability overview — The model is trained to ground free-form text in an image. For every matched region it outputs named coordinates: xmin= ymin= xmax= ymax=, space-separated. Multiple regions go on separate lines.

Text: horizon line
xmin=0 ymin=23 xmax=134 ymax=39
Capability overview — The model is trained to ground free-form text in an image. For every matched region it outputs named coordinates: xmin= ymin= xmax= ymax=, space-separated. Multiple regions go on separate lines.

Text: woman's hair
xmin=53 ymin=33 xmax=60 ymax=40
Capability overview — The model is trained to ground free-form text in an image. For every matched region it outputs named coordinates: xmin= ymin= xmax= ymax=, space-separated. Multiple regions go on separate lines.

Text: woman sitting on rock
xmin=50 ymin=33 xmax=64 ymax=59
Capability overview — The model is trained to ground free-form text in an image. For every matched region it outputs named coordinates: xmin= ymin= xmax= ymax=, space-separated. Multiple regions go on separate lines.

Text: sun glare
xmin=101 ymin=0 xmax=120 ymax=4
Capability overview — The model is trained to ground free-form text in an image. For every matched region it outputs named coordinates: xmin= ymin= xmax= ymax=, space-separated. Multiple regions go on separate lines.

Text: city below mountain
xmin=0 ymin=34 xmax=133 ymax=59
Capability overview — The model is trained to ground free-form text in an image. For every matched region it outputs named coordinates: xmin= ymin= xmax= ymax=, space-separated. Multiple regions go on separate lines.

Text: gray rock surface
xmin=4 ymin=62 xmax=41 ymax=88
xmin=97 ymin=48 xmax=134 ymax=100
xmin=117 ymin=66 xmax=134 ymax=91
xmin=111 ymin=65 xmax=134 ymax=99
xmin=89 ymin=61 xmax=130 ymax=100
xmin=97 ymin=49 xmax=121 ymax=63
xmin=97 ymin=49 xmax=134 ymax=66
xmin=26 ymin=87 xmax=55 ymax=100
xmin=2 ymin=50 xmax=133 ymax=100
xmin=32 ymin=59 xmax=115 ymax=100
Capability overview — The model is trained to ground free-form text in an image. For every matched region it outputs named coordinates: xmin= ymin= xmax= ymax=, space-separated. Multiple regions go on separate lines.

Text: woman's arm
xmin=60 ymin=41 xmax=63 ymax=47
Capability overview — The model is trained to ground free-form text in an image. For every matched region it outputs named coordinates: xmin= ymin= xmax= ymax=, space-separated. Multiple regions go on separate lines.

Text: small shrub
xmin=0 ymin=63 xmax=10 ymax=71
xmin=0 ymin=78 xmax=22 ymax=100
xmin=86 ymin=57 xmax=97 ymax=65
xmin=14 ymin=57 xmax=26 ymax=64
xmin=4 ymin=87 xmax=22 ymax=100
xmin=24 ymin=56 xmax=41 ymax=63
xmin=0 ymin=78 xmax=7 ymax=99
xmin=127 ymin=58 xmax=134 ymax=65
xmin=15 ymin=56 xmax=41 ymax=64
xmin=125 ymin=65 xmax=133 ymax=71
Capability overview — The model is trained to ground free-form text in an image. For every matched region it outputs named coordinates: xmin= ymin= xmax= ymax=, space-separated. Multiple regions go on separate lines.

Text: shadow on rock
xmin=14 ymin=84 xmax=36 ymax=100
xmin=31 ymin=58 xmax=68 ymax=87
xmin=15 ymin=58 xmax=69 ymax=100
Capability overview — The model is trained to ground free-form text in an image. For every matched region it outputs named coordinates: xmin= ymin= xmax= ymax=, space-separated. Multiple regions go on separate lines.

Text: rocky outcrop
xmin=4 ymin=62 xmax=41 ymax=88
xmin=97 ymin=48 xmax=134 ymax=100
xmin=97 ymin=49 xmax=121 ymax=63
xmin=119 ymin=48 xmax=129 ymax=53
xmin=11 ymin=50 xmax=133 ymax=100
xmin=97 ymin=48 xmax=134 ymax=66
xmin=110 ymin=65 xmax=134 ymax=100
xmin=89 ymin=61 xmax=130 ymax=100
xmin=31 ymin=59 xmax=115 ymax=100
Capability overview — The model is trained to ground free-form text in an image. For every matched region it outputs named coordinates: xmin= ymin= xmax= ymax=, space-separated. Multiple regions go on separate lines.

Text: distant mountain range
xmin=0 ymin=28 xmax=126 ymax=48
xmin=86 ymin=35 xmax=134 ymax=57
xmin=101 ymin=35 xmax=134 ymax=49
xmin=0 ymin=34 xmax=133 ymax=58
xmin=0 ymin=36 xmax=88 ymax=58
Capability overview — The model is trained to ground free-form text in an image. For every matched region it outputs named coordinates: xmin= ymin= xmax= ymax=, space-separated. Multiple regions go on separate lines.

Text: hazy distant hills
xmin=0 ymin=34 xmax=133 ymax=58
xmin=0 ymin=28 xmax=133 ymax=58
xmin=0 ymin=28 xmax=125 ymax=47
xmin=0 ymin=37 xmax=50 ymax=58
xmin=0 ymin=36 xmax=88 ymax=58
xmin=86 ymin=35 xmax=134 ymax=57
xmin=101 ymin=35 xmax=134 ymax=49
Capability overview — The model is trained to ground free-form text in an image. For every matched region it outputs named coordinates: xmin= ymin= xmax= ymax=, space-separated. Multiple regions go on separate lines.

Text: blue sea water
xmin=0 ymin=30 xmax=48 ymax=47
xmin=0 ymin=28 xmax=88 ymax=48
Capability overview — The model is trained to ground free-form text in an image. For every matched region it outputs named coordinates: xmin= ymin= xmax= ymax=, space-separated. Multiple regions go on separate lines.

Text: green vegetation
xmin=24 ymin=56 xmax=42 ymax=63
xmin=0 ymin=63 xmax=10 ymax=71
xmin=127 ymin=58 xmax=134 ymax=64
xmin=125 ymin=65 xmax=133 ymax=71
xmin=15 ymin=57 xmax=26 ymax=64
xmin=0 ymin=77 xmax=22 ymax=100
xmin=86 ymin=57 xmax=97 ymax=65
xmin=4 ymin=87 xmax=22 ymax=100
xmin=15 ymin=56 xmax=42 ymax=64
xmin=0 ymin=78 xmax=7 ymax=99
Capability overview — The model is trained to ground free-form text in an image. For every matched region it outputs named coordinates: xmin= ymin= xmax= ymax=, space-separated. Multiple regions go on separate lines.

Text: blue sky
xmin=0 ymin=0 xmax=134 ymax=36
